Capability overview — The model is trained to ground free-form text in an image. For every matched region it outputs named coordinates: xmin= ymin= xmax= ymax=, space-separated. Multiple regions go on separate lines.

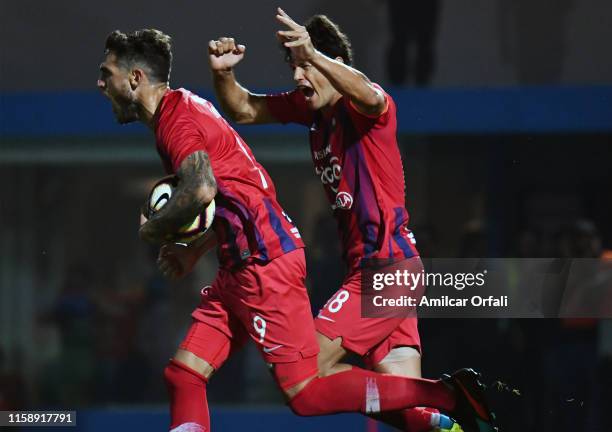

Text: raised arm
xmin=276 ymin=8 xmax=386 ymax=116
xmin=140 ymin=150 xmax=217 ymax=244
xmin=209 ymin=38 xmax=276 ymax=124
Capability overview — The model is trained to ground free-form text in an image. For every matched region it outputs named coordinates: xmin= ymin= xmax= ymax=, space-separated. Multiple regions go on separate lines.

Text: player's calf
xmin=164 ymin=358 xmax=211 ymax=431
xmin=285 ymin=366 xmax=456 ymax=417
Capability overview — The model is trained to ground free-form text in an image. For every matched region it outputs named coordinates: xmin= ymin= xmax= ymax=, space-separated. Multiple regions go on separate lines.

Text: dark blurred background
xmin=1 ymin=1 xmax=611 ymax=431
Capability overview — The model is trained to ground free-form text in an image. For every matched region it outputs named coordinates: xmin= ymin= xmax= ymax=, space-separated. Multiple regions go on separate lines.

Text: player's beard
xmin=112 ymin=91 xmax=140 ymax=124
xmin=114 ymin=99 xmax=140 ymax=124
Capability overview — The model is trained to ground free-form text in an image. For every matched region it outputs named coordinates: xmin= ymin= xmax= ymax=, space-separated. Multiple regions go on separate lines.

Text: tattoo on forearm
xmin=142 ymin=151 xmax=216 ymax=242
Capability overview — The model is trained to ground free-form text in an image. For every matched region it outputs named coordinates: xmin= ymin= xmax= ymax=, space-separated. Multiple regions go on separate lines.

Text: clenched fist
xmin=209 ymin=37 xmax=246 ymax=71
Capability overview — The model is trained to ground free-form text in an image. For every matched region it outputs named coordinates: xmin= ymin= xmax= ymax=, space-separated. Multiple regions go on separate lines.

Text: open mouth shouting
xmin=297 ymin=84 xmax=315 ymax=100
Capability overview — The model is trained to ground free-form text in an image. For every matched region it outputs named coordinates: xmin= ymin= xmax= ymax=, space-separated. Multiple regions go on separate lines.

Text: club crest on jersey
xmin=335 ymin=191 xmax=353 ymax=210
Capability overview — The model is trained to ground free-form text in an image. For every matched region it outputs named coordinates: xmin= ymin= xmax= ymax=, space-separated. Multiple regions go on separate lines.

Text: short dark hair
xmin=105 ymin=29 xmax=172 ymax=83
xmin=285 ymin=15 xmax=353 ymax=66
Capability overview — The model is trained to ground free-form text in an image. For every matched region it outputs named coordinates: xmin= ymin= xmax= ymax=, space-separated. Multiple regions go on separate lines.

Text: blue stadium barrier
xmin=1 ymin=86 xmax=611 ymax=137
xmin=19 ymin=407 xmax=372 ymax=432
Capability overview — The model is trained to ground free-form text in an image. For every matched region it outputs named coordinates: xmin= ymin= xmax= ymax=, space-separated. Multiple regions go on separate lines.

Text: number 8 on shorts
xmin=327 ymin=289 xmax=350 ymax=313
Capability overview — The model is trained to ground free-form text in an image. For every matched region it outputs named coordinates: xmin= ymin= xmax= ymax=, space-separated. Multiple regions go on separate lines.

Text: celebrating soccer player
xmin=208 ymin=8 xmax=497 ymax=432
xmin=97 ymin=26 xmax=495 ymax=432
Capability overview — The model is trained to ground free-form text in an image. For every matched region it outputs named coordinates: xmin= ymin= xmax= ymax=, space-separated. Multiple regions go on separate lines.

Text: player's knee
xmin=173 ymin=349 xmax=215 ymax=378
xmin=286 ymin=378 xmax=319 ymax=417
xmin=164 ymin=359 xmax=208 ymax=393
xmin=271 ymin=358 xmax=320 ymax=413
xmin=287 ymin=397 xmax=310 ymax=416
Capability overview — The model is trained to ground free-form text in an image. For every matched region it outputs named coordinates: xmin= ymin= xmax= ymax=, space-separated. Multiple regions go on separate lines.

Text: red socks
xmin=164 ymin=360 xmax=210 ymax=431
xmin=288 ymin=367 xmax=455 ymax=417
xmin=163 ymin=360 xmax=453 ymax=432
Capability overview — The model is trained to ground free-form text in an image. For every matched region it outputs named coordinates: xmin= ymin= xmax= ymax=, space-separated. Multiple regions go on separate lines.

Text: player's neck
xmin=139 ymin=84 xmax=170 ymax=130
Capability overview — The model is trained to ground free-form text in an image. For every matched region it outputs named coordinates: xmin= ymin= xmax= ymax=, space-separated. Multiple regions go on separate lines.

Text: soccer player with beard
xmin=97 ymin=27 xmax=494 ymax=432
xmin=208 ymin=8 xmax=497 ymax=432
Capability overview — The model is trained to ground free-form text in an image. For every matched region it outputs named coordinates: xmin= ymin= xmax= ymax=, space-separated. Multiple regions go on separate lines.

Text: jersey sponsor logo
xmin=335 ymin=191 xmax=354 ymax=210
xmin=263 ymin=344 xmax=284 ymax=353
xmin=315 ymin=156 xmax=342 ymax=194
xmin=313 ymin=144 xmax=332 ymax=160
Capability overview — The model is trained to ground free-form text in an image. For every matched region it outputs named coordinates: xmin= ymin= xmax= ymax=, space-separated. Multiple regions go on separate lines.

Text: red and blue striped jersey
xmin=266 ymin=85 xmax=418 ymax=270
xmin=155 ymin=88 xmax=303 ymax=270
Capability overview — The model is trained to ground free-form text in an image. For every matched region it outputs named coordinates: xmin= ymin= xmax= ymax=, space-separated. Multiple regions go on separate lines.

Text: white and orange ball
xmin=146 ymin=176 xmax=215 ymax=242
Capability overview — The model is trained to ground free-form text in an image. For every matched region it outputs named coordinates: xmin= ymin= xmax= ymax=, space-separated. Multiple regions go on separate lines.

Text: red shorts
xmin=180 ymin=248 xmax=319 ymax=388
xmin=315 ymin=256 xmax=423 ymax=368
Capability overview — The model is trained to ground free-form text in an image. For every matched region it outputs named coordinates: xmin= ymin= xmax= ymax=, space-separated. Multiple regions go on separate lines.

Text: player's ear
xmin=129 ymin=68 xmax=144 ymax=90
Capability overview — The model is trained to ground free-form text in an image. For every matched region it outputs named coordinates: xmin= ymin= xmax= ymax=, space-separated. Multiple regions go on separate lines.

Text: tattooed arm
xmin=139 ymin=151 xmax=217 ymax=244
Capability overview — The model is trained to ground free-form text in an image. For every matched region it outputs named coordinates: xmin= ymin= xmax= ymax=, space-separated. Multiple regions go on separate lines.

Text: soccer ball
xmin=147 ymin=175 xmax=215 ymax=242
